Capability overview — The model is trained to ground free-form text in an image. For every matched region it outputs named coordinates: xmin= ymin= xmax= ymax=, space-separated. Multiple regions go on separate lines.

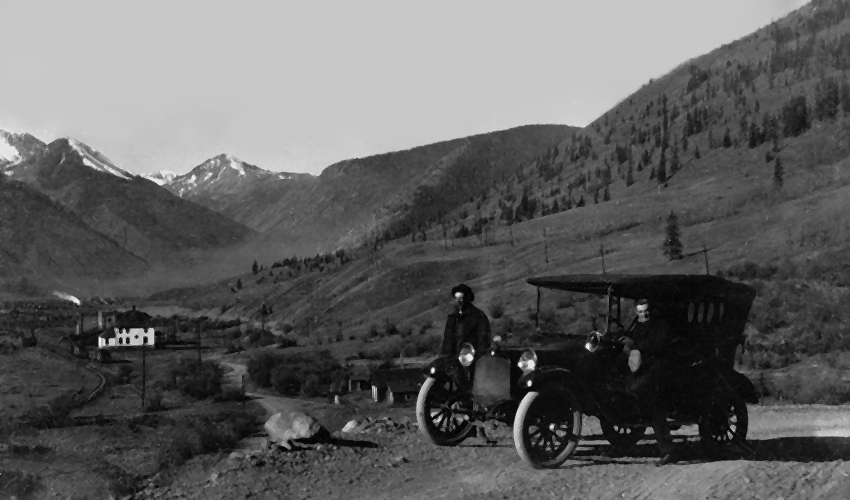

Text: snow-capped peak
xmin=0 ymin=134 xmax=21 ymax=163
xmin=143 ymin=170 xmax=177 ymax=185
xmin=63 ymin=137 xmax=133 ymax=180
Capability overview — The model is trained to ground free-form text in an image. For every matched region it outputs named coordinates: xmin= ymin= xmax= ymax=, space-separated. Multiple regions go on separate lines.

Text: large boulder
xmin=264 ymin=411 xmax=326 ymax=450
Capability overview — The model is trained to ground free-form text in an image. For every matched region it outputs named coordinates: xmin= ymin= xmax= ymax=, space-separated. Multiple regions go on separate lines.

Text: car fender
xmin=723 ymin=370 xmax=760 ymax=404
xmin=517 ymin=367 xmax=583 ymax=411
xmin=424 ymin=355 xmax=470 ymax=391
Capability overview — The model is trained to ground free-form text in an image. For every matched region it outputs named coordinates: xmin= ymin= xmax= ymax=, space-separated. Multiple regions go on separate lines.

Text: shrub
xmin=247 ymin=353 xmax=278 ymax=387
xmin=282 ymin=323 xmax=294 ymax=334
xmin=158 ymin=409 xmax=260 ymax=469
xmin=20 ymin=393 xmax=75 ymax=429
xmin=168 ymin=359 xmax=222 ymax=399
xmin=250 ymin=350 xmax=343 ymax=397
xmin=488 ymin=303 xmax=505 ymax=319
xmin=214 ymin=386 xmax=247 ymax=403
xmin=301 ymin=374 xmax=322 ymax=398
xmin=368 ymin=323 xmax=380 ymax=339
xmin=144 ymin=390 xmax=165 ymax=413
xmin=419 ymin=321 xmax=434 ymax=335
xmin=117 ymin=366 xmax=134 ymax=385
xmin=0 ymin=470 xmax=39 ymax=499
xmin=270 ymin=365 xmax=302 ymax=396
xmin=383 ymin=319 xmax=399 ymax=337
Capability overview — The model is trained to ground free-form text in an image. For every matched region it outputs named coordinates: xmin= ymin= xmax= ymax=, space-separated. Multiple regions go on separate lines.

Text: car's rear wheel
xmin=416 ymin=377 xmax=475 ymax=446
xmin=513 ymin=391 xmax=582 ymax=469
xmin=599 ymin=418 xmax=647 ymax=448
xmin=699 ymin=396 xmax=749 ymax=451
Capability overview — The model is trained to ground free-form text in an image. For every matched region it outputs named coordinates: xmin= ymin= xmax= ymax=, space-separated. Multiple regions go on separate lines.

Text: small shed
xmin=370 ymin=368 xmax=424 ymax=404
xmin=348 ymin=364 xmax=372 ymax=392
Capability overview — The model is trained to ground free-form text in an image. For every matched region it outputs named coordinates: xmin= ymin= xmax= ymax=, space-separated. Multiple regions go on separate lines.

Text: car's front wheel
xmin=416 ymin=377 xmax=475 ymax=446
xmin=513 ymin=390 xmax=583 ymax=469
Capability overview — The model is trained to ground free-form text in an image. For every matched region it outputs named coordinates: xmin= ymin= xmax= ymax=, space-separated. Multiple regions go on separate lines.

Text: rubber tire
xmin=513 ymin=391 xmax=583 ymax=469
xmin=416 ymin=377 xmax=475 ymax=446
xmin=599 ymin=418 xmax=647 ymax=448
xmin=699 ymin=397 xmax=749 ymax=451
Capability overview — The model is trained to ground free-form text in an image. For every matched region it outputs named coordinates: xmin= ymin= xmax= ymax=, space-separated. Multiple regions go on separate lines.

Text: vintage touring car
xmin=416 ymin=274 xmax=759 ymax=469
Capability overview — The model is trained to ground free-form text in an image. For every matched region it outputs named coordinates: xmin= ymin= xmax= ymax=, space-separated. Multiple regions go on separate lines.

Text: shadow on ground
xmin=571 ymin=434 xmax=850 ymax=464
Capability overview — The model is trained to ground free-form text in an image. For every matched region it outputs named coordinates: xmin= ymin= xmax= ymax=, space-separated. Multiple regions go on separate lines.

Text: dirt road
xmin=135 ymin=358 xmax=850 ymax=500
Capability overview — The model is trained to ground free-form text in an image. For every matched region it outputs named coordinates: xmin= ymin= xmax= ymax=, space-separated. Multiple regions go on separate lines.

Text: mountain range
xmin=8 ymin=0 xmax=849 ymax=299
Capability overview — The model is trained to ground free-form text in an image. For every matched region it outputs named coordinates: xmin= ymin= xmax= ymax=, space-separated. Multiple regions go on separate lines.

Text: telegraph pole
xmin=197 ymin=318 xmax=202 ymax=362
xmin=141 ymin=344 xmax=146 ymax=409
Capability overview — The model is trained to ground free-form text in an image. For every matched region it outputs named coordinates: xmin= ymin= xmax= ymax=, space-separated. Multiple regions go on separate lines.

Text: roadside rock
xmin=264 ymin=411 xmax=327 ymax=450
xmin=341 ymin=419 xmax=360 ymax=433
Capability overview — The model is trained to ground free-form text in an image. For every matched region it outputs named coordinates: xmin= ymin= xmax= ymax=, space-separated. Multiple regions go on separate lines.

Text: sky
xmin=0 ymin=0 xmax=810 ymax=177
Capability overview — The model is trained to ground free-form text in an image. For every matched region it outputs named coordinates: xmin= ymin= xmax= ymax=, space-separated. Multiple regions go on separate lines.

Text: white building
xmin=98 ymin=327 xmax=156 ymax=348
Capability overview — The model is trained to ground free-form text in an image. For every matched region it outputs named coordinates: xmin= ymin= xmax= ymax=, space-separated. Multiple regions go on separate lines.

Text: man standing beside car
xmin=440 ymin=284 xmax=491 ymax=358
xmin=441 ymin=283 xmax=496 ymax=444
xmin=620 ymin=298 xmax=677 ymax=465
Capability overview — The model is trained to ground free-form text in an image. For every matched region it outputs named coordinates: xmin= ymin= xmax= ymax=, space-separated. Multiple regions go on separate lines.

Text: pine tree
xmin=237 ymin=279 xmax=243 ymax=289
xmin=774 ymin=157 xmax=784 ymax=189
xmin=663 ymin=210 xmax=683 ymax=261
xmin=603 ymin=185 xmax=611 ymax=201
xmin=252 ymin=261 xmax=259 ymax=274
xmin=577 ymin=195 xmax=586 ymax=207
xmin=626 ymin=165 xmax=635 ymax=187
xmin=657 ymin=148 xmax=667 ymax=184
xmin=694 ymin=144 xmax=701 ymax=159
xmin=722 ymin=128 xmax=732 ymax=148
xmin=841 ymin=77 xmax=850 ymax=114
xmin=670 ymin=144 xmax=680 ymax=174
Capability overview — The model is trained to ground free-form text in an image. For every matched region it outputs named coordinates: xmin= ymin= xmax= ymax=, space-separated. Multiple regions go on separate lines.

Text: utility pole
xmin=141 ymin=345 xmax=146 ymax=409
xmin=703 ymin=241 xmax=710 ymax=275
xmin=543 ymin=228 xmax=549 ymax=264
xmin=197 ymin=319 xmax=202 ymax=362
xmin=600 ymin=243 xmax=607 ymax=274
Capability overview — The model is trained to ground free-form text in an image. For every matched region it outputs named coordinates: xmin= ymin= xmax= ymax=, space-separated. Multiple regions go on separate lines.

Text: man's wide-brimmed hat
xmin=451 ymin=284 xmax=475 ymax=302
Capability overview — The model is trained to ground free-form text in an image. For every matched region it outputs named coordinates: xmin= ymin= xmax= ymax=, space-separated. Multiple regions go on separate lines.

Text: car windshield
xmin=498 ymin=289 xmax=639 ymax=347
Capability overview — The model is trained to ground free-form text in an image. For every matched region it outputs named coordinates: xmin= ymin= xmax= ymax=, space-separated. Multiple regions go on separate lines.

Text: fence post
xmin=543 ymin=228 xmax=549 ymax=264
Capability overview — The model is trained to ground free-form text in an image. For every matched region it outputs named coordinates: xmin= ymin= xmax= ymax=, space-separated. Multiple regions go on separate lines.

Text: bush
xmin=159 ymin=409 xmax=260 ymax=469
xmin=419 ymin=321 xmax=434 ymax=335
xmin=301 ymin=374 xmax=322 ymax=397
xmin=282 ymin=323 xmax=294 ymax=334
xmin=144 ymin=390 xmax=165 ymax=413
xmin=249 ymin=350 xmax=343 ymax=397
xmin=368 ymin=323 xmax=380 ymax=339
xmin=20 ymin=393 xmax=75 ymax=429
xmin=0 ymin=470 xmax=39 ymax=499
xmin=117 ymin=366 xmax=134 ymax=385
xmin=383 ymin=319 xmax=399 ymax=337
xmin=168 ymin=359 xmax=222 ymax=399
xmin=488 ymin=303 xmax=505 ymax=319
xmin=214 ymin=386 xmax=247 ymax=403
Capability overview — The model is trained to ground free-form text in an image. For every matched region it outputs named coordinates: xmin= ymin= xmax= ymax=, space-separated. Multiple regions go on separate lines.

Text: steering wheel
xmin=606 ymin=315 xmax=626 ymax=333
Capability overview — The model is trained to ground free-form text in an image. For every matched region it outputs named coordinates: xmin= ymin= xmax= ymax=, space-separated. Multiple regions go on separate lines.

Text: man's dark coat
xmin=440 ymin=303 xmax=491 ymax=356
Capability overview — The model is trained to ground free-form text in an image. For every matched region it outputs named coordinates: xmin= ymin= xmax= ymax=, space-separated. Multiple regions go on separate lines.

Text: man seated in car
xmin=618 ymin=298 xmax=677 ymax=465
